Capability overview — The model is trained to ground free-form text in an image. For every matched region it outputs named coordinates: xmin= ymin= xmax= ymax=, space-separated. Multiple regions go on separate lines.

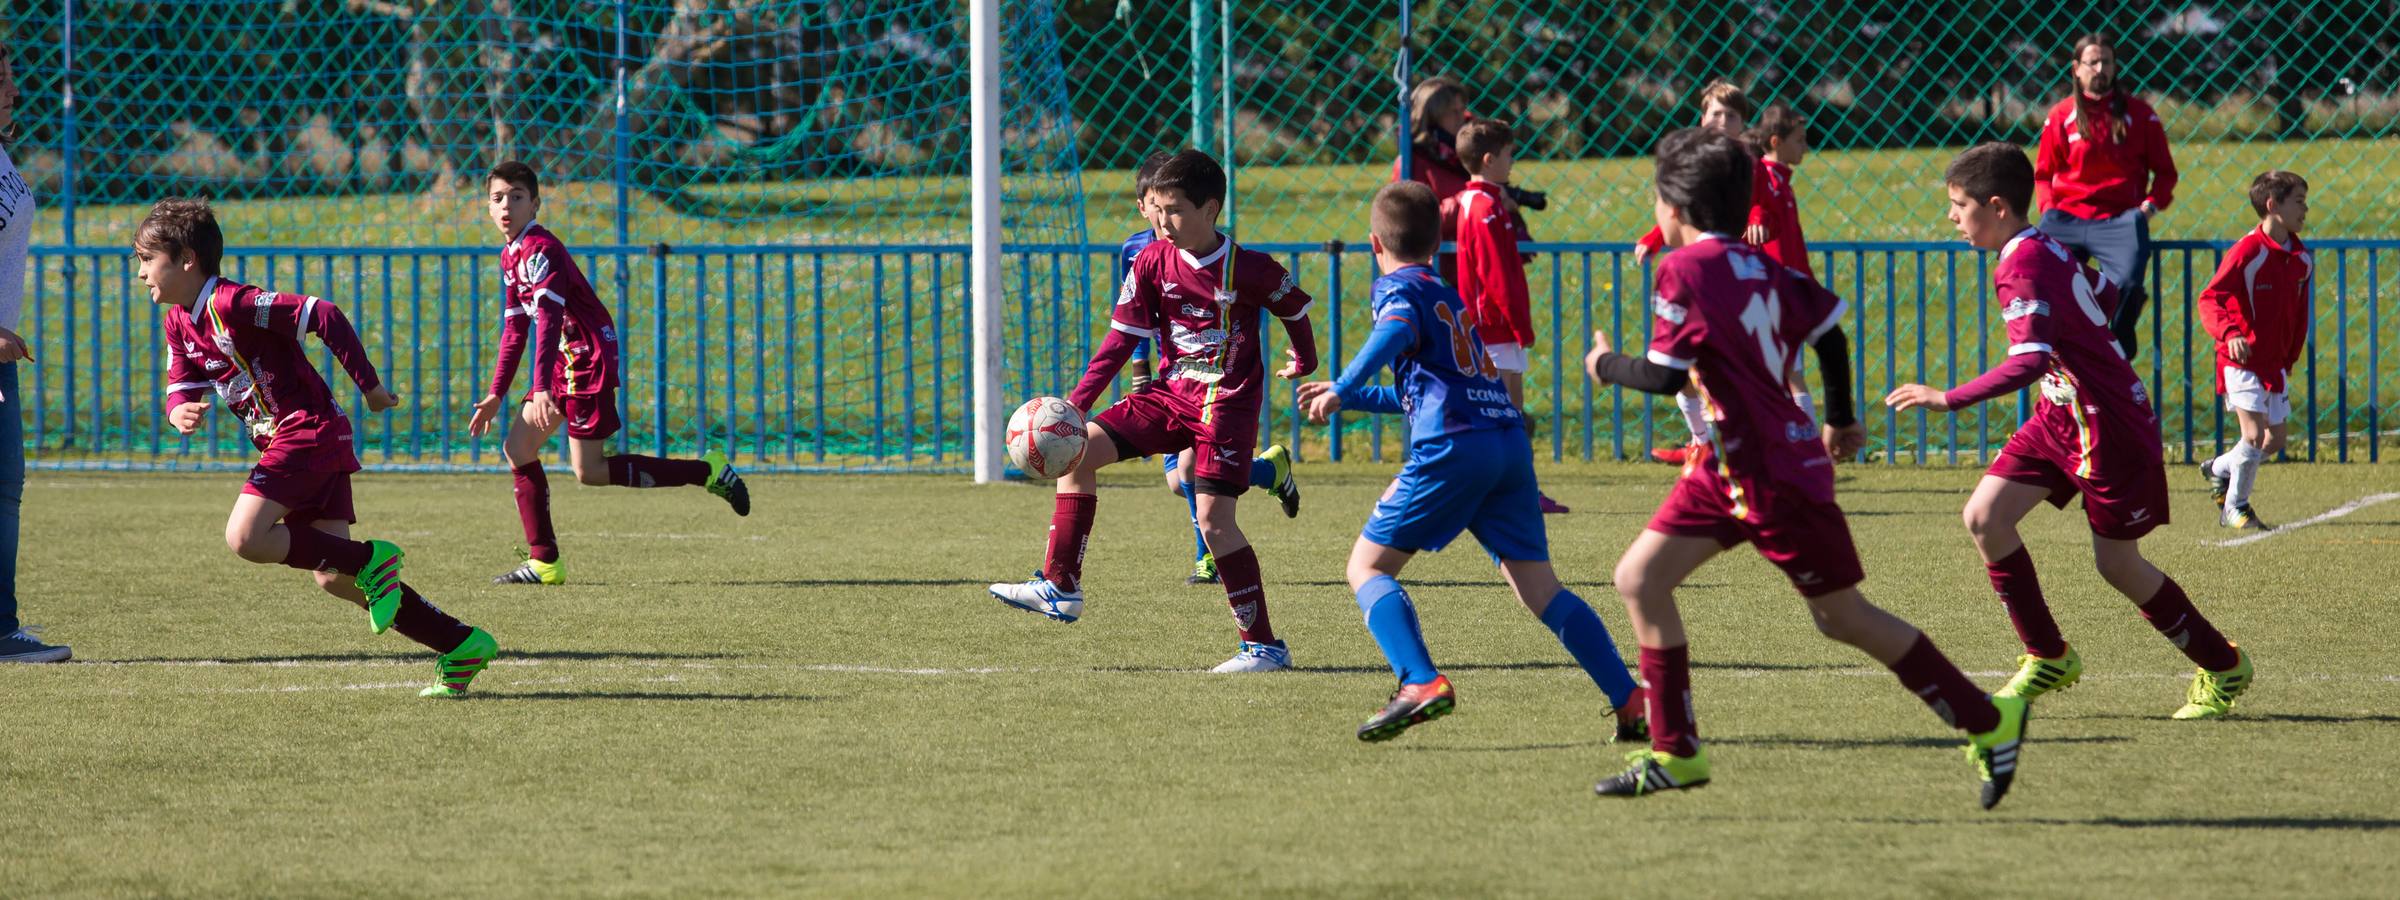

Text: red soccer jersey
xmin=1636 ymin=154 xmax=1776 ymax=255
xmin=1646 ymin=235 xmax=1846 ymax=508
xmin=1106 ymin=235 xmax=1313 ymax=415
xmin=1454 ymin=177 xmax=1534 ymax=346
xmin=2034 ymin=93 xmax=2178 ymax=220
xmin=489 ymin=223 xmax=620 ymax=398
xmin=1754 ymin=159 xmax=1811 ymax=277
xmin=2196 ymin=227 xmax=2312 ymax=394
xmin=1993 ymin=228 xmax=2161 ymax=470
xmin=161 ymin=277 xmax=382 ymax=469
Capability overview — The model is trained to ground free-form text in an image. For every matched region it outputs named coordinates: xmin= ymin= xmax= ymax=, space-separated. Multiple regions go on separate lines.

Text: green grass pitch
xmin=4 ymin=460 xmax=2397 ymax=897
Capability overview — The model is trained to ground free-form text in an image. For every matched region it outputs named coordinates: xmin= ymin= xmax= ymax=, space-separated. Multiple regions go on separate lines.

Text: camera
xmin=1504 ymin=185 xmax=1548 ymax=212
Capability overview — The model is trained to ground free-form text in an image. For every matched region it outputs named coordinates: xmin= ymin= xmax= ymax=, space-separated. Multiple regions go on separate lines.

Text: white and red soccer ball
xmin=1006 ymin=396 xmax=1088 ymax=479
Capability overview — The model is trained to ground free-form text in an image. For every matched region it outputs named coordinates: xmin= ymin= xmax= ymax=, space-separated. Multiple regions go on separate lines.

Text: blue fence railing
xmin=21 ymin=240 xmax=2397 ymax=473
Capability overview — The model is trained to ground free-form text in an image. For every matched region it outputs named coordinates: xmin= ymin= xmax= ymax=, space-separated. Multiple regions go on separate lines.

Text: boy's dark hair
xmin=1370 ymin=181 xmax=1441 ymax=261
xmin=2248 ymin=170 xmax=2308 ymax=217
xmin=134 ymin=198 xmax=225 ymax=276
xmin=1138 ymin=149 xmax=1226 ymax=210
xmin=1745 ymin=104 xmax=1805 ymax=158
xmin=1653 ymin=128 xmax=1752 ymax=235
xmin=1699 ymin=80 xmax=1755 ymax=121
xmin=1455 ymin=119 xmax=1515 ymax=176
xmin=1943 ymin=142 xmax=2035 ymax=218
xmin=488 ymin=160 xmax=540 ymax=198
xmin=1133 ymin=151 xmax=1174 ymax=199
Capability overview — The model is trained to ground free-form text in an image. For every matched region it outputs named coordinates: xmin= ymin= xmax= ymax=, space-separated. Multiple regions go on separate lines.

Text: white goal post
xmin=969 ymin=0 xmax=1006 ymax=484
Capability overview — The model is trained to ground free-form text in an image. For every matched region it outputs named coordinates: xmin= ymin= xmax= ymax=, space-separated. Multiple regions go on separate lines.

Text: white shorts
xmin=2223 ymin=366 xmax=2290 ymax=425
xmin=1484 ymin=342 xmax=1529 ymax=374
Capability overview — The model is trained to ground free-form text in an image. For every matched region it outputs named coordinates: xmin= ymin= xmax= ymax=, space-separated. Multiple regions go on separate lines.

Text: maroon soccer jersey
xmin=489 ymin=223 xmax=619 ymax=398
xmin=1645 ymin=235 xmax=1845 ymax=508
xmin=1109 ymin=235 xmax=1313 ymax=417
xmin=161 ymin=277 xmax=380 ymax=470
xmin=1994 ymin=228 xmax=2161 ymax=475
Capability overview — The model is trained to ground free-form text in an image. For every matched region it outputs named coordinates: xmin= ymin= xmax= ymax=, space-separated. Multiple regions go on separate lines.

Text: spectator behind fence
xmin=0 ymin=52 xmax=68 ymax=663
xmin=2035 ymin=33 xmax=2179 ymax=362
xmin=1391 ymin=76 xmax=1536 ymax=282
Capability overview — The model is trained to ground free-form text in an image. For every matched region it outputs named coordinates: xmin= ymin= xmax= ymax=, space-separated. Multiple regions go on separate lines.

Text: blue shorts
xmin=1361 ymin=429 xmax=1547 ymax=561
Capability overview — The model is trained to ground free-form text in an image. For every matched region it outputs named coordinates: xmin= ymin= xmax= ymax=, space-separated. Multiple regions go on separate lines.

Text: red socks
xmin=1639 ymin=645 xmax=1699 ymax=757
xmin=280 ymin=526 xmax=371 ymax=575
xmin=606 ymin=454 xmax=711 ymax=488
xmin=390 ymin=585 xmax=474 ymax=654
xmin=1043 ymin=493 xmax=1097 ymax=593
xmin=1212 ymin=546 xmax=1275 ymax=644
xmin=1986 ymin=546 xmax=2067 ymax=659
xmin=1888 ymin=633 xmax=2002 ymax=734
xmin=512 ymin=462 xmax=560 ymax=563
xmin=2139 ymin=576 xmax=2241 ymax=672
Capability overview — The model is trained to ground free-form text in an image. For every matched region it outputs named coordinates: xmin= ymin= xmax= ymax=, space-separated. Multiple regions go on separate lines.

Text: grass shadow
xmin=477 ymin=690 xmax=819 ymax=702
xmin=99 ymin=649 xmax=733 ymax=664
xmin=2053 ymin=711 xmax=2400 ymax=725
xmin=1391 ymin=741 xmax=1601 ymax=754
xmin=624 ymin=578 xmax=994 ymax=588
xmin=1712 ymin=734 xmax=2131 ymax=750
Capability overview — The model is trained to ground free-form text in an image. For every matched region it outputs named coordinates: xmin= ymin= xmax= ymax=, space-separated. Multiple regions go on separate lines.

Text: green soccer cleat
xmin=493 ymin=555 xmax=565 ymax=586
xmin=1187 ymin=553 xmax=1219 ymax=585
xmin=355 ymin=540 xmax=406 ymax=634
xmin=2198 ymin=459 xmax=2229 ymax=509
xmin=1260 ymin=444 xmax=1300 ymax=519
xmin=1593 ymin=747 xmax=1710 ymax=797
xmin=703 ymin=450 xmax=751 ymax=517
xmin=2220 ymin=503 xmax=2268 ymax=531
xmin=2173 ymin=645 xmax=2253 ymax=720
xmin=1966 ymin=694 xmax=2030 ymax=810
xmin=1995 ymin=645 xmax=2083 ymax=700
xmin=419 ymin=627 xmax=499 ymax=699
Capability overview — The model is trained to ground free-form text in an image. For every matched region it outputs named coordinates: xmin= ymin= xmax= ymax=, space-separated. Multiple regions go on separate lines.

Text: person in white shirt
xmin=0 ymin=52 xmax=66 ymax=663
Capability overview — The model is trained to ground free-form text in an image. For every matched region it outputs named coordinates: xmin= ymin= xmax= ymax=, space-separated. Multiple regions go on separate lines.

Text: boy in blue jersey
xmin=1115 ymin=152 xmax=1300 ymax=586
xmin=1295 ymin=182 xmax=1646 ymax=742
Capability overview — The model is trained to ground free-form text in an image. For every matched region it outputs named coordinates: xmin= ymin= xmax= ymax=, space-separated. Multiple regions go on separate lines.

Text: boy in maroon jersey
xmin=467 ymin=161 xmax=750 ymax=587
xmin=989 ymin=149 xmax=1320 ymax=673
xmin=2195 ymin=171 xmax=2311 ymax=530
xmin=140 ymin=199 xmax=497 ymax=698
xmin=1587 ymin=130 xmax=2026 ymax=807
xmin=1887 ymin=142 xmax=2252 ymax=720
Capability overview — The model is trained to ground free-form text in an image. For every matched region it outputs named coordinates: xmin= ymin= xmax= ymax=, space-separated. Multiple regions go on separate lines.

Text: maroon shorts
xmin=1985 ymin=420 xmax=2169 ymax=540
xmin=1646 ymin=463 xmax=1865 ymax=598
xmin=532 ymin=389 xmax=623 ymax=441
xmin=243 ymin=461 xmax=357 ymax=525
xmin=1091 ymin=387 xmax=1259 ymax=496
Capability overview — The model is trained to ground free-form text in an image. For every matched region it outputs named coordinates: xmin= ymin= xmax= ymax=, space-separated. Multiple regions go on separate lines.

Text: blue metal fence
xmin=22 ymin=240 xmax=2397 ymax=473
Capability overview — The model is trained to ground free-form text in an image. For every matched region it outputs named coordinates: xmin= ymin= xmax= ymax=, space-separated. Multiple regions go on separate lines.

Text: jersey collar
xmin=506 ymin=221 xmax=542 ymax=251
xmin=1178 ymin=232 xmax=1231 ymax=269
xmin=2000 ymin=226 xmax=2044 ymax=260
xmin=186 ymin=276 xmax=224 ymax=324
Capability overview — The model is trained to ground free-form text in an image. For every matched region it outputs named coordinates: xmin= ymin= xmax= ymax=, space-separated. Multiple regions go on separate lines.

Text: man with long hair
xmin=2034 ymin=34 xmax=2179 ymax=361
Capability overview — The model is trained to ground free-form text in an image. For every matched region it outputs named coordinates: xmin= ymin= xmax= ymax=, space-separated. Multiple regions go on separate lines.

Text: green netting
xmin=1058 ymin=1 xmax=2400 ymax=243
xmin=5 ymin=0 xmax=1086 ymax=249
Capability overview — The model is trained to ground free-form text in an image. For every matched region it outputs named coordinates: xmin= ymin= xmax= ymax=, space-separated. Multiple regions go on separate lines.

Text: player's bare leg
xmin=1964 ymin=474 xmax=2082 ymax=698
xmin=226 ymin=493 xmax=405 ymax=633
xmin=992 ymin=422 xmax=1121 ymax=623
xmin=1198 ymin=491 xmax=1287 ymax=672
xmin=1499 ymin=557 xmax=1644 ymax=740
xmin=2092 ymin=533 xmax=2252 ymax=718
xmin=1596 ymin=530 xmax=1719 ymax=795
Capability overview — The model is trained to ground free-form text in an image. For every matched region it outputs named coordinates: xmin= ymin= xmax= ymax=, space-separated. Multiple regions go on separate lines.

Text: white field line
xmin=2208 ymin=491 xmax=2400 ymax=547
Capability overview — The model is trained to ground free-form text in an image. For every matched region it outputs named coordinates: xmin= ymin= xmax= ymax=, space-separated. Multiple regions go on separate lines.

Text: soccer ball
xmin=1006 ymin=396 xmax=1088 ymax=479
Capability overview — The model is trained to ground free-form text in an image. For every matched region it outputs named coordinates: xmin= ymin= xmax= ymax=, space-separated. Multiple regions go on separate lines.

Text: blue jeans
xmin=0 ymin=363 xmax=21 ymax=633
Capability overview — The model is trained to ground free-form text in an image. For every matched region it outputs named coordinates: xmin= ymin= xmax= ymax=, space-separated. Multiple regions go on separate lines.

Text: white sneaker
xmin=0 ymin=627 xmax=71 ymax=663
xmin=989 ymin=578 xmax=1084 ymax=623
xmin=1210 ymin=640 xmax=1291 ymax=673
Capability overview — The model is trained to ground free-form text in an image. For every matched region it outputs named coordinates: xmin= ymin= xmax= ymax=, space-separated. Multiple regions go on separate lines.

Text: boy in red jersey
xmin=467 ymin=161 xmax=750 ymax=586
xmin=2195 ymin=171 xmax=2311 ymax=530
xmin=989 ymin=149 xmax=1320 ymax=673
xmin=1887 ymin=142 xmax=2252 ymax=720
xmin=1452 ymin=118 xmax=1567 ymax=513
xmin=141 ymin=199 xmax=497 ymax=698
xmin=1587 ymin=130 xmax=2026 ymax=807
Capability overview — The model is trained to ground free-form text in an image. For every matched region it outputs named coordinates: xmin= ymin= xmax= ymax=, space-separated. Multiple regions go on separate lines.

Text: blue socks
xmin=1248 ymin=455 xmax=1277 ymax=489
xmin=1178 ymin=479 xmax=1206 ymax=561
xmin=1356 ymin=575 xmax=1439 ymax=685
xmin=1539 ymin=589 xmax=1639 ymax=707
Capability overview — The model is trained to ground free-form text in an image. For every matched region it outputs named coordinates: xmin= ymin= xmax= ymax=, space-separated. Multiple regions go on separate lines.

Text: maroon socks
xmin=512 ymin=462 xmax=560 ymax=563
xmin=1043 ymin=493 xmax=1097 ymax=593
xmin=1985 ymin=546 xmax=2067 ymax=659
xmin=1213 ymin=546 xmax=1275 ymax=644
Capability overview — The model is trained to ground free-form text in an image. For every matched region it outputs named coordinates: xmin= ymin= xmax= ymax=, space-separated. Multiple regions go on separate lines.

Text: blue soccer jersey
xmin=1117 ymin=228 xmax=1157 ymax=281
xmin=1333 ymin=264 xmax=1523 ymax=444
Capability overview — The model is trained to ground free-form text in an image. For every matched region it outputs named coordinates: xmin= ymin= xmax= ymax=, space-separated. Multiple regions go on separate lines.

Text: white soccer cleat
xmin=1210 ymin=640 xmax=1292 ymax=673
xmin=989 ymin=578 xmax=1084 ymax=623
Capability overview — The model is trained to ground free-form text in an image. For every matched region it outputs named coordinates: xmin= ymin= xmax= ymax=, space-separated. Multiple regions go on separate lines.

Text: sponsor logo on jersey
xmin=1651 ymin=294 xmax=1686 ymax=325
xmin=1180 ymin=303 xmax=1212 ymax=319
xmin=515 ymin=250 xmax=552 ymax=288
xmin=2003 ymin=298 xmax=2049 ymax=320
